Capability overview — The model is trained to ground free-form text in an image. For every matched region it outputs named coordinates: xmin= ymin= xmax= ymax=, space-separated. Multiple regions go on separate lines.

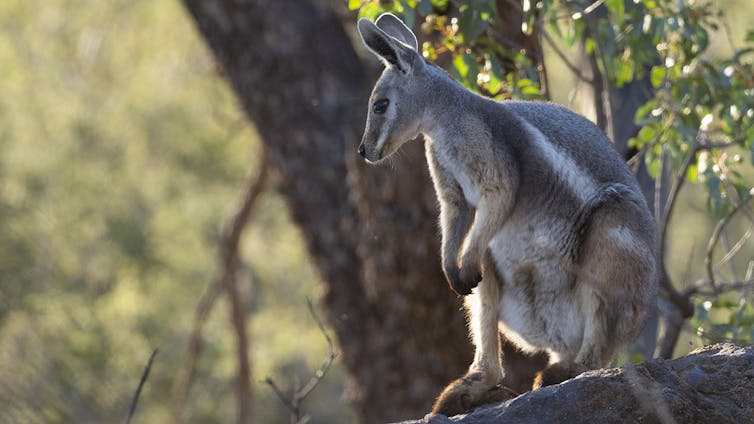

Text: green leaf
xmin=348 ymin=0 xmax=362 ymax=10
xmin=417 ymin=0 xmax=433 ymax=15
xmin=650 ymin=66 xmax=665 ymax=88
xmin=686 ymin=162 xmax=698 ymax=183
xmin=614 ymin=59 xmax=635 ymax=87
xmin=430 ymin=0 xmax=448 ymax=11
xmin=397 ymin=0 xmax=414 ymax=28
xmin=636 ymin=125 xmax=657 ymax=146
xmin=457 ymin=4 xmax=489 ymax=43
xmin=634 ymin=99 xmax=657 ymax=125
xmin=746 ymin=30 xmax=754 ymax=42
xmin=452 ymin=52 xmax=479 ymax=89
xmin=695 ymin=303 xmax=709 ymax=323
xmin=645 ymin=151 xmax=660 ymax=179
xmin=357 ymin=2 xmax=389 ymax=20
xmin=605 ymin=0 xmax=625 ymax=26
xmin=521 ymin=85 xmax=540 ymax=96
xmin=584 ymin=37 xmax=596 ymax=55
xmin=487 ymin=56 xmax=504 ymax=95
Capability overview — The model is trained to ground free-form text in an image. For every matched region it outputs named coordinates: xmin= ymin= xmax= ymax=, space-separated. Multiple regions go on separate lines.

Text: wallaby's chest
xmin=430 ymin=144 xmax=481 ymax=207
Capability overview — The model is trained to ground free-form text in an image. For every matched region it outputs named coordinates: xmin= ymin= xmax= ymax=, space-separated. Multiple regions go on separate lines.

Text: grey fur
xmin=357 ymin=14 xmax=658 ymax=415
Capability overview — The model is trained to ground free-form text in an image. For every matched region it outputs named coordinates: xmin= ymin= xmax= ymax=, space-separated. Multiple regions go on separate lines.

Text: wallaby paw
xmin=447 ymin=275 xmax=473 ymax=296
xmin=457 ymin=263 xmax=482 ymax=293
xmin=432 ymin=372 xmax=516 ymax=417
xmin=443 ymin=266 xmax=471 ymax=296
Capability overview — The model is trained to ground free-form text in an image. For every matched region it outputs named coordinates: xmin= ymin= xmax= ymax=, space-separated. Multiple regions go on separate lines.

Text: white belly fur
xmin=489 ymin=220 xmax=585 ymax=360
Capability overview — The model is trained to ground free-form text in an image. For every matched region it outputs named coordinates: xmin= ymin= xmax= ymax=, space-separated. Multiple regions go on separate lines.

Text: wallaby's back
xmin=505 ymin=101 xmax=636 ymax=186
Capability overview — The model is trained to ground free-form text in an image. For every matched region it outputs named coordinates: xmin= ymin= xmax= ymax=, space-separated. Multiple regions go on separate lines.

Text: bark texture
xmin=402 ymin=343 xmax=754 ymax=424
xmin=181 ymin=1 xmax=471 ymax=421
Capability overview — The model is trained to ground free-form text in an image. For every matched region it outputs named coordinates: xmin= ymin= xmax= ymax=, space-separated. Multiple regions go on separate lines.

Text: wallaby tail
xmin=566 ymin=183 xmax=637 ymax=261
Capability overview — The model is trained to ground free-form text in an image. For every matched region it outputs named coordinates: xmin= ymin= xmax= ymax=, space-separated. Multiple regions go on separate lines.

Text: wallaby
xmin=357 ymin=14 xmax=658 ymax=416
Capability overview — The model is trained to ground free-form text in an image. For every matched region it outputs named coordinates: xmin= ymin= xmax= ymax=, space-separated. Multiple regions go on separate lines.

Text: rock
xmin=396 ymin=343 xmax=754 ymax=424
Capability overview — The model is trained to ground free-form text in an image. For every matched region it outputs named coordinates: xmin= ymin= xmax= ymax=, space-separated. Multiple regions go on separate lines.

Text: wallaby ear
xmin=357 ymin=17 xmax=422 ymax=73
xmin=375 ymin=13 xmax=418 ymax=51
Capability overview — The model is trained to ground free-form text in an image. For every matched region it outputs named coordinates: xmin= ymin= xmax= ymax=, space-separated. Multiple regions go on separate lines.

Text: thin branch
xmin=656 ymin=133 xmax=704 ymax=318
xmin=731 ymin=261 xmax=754 ymax=337
xmin=220 ymin=151 xmax=270 ymax=424
xmin=705 ymin=194 xmax=753 ymax=292
xmin=716 ymin=225 xmax=754 ymax=272
xmin=698 ymin=139 xmax=744 ymax=150
xmin=654 ymin=143 xmax=666 ymax=230
xmin=540 ymin=29 xmax=594 ymax=83
xmin=295 ymin=299 xmax=338 ymax=402
xmin=718 ymin=10 xmax=739 ymax=54
xmin=657 ymin=130 xmax=749 ymax=302
xmin=684 ymin=278 xmax=754 ymax=297
xmin=170 ymin=274 xmax=225 ymax=424
xmin=536 ymin=0 xmax=608 ymax=26
xmin=225 ymin=263 xmax=254 ymax=424
xmin=719 ymin=227 xmax=738 ymax=280
xmin=264 ymin=377 xmax=299 ymax=419
xmin=172 ymin=150 xmax=269 ymax=424
xmin=626 ymin=145 xmax=647 ymax=175
xmin=126 ymin=348 xmax=159 ymax=424
xmin=265 ymin=299 xmax=338 ymax=424
xmin=577 ymin=0 xmax=609 ymax=15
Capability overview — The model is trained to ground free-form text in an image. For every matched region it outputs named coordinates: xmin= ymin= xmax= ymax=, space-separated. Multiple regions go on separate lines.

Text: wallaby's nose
xmin=358 ymin=144 xmax=366 ymax=157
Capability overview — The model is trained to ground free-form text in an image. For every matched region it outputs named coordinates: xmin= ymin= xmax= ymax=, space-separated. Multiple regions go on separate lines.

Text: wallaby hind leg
xmin=532 ymin=362 xmax=588 ymax=389
xmin=534 ymin=213 xmax=656 ymax=390
xmin=432 ymin=251 xmax=515 ymax=416
xmin=500 ymin=335 xmax=549 ymax=393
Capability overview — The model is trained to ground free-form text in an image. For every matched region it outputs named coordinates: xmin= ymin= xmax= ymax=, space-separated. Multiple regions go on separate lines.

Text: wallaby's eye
xmin=372 ymin=98 xmax=389 ymax=115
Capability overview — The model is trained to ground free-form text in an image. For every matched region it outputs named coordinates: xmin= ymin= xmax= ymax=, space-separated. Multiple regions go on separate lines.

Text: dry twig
xmin=704 ymin=194 xmax=753 ymax=292
xmin=265 ymin=298 xmax=338 ymax=424
xmin=171 ymin=150 xmax=269 ymax=424
xmin=126 ymin=348 xmax=159 ymax=424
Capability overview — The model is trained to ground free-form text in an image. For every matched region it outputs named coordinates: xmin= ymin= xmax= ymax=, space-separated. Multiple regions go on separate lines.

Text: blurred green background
xmin=0 ymin=0 xmax=350 ymax=422
xmin=0 ymin=0 xmax=750 ymax=423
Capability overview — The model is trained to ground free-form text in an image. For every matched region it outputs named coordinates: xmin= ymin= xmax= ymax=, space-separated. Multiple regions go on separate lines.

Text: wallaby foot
xmin=532 ymin=362 xmax=587 ymax=390
xmin=432 ymin=371 xmax=517 ymax=417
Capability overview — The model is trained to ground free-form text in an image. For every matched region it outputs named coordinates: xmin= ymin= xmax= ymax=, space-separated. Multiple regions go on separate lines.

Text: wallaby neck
xmin=419 ymin=65 xmax=498 ymax=147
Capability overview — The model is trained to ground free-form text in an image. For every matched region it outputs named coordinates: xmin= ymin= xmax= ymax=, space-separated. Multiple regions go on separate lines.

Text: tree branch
xmin=172 ymin=150 xmax=268 ymax=424
xmin=126 ymin=348 xmax=159 ymax=424
xmin=540 ymin=29 xmax=593 ymax=83
xmin=656 ymin=134 xmax=706 ymax=319
xmin=685 ymin=278 xmax=754 ymax=297
xmin=705 ymin=194 xmax=753 ymax=292
xmin=265 ymin=298 xmax=338 ymax=424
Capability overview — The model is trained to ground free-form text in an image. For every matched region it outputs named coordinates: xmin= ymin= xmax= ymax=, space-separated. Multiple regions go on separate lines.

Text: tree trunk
xmin=181 ymin=1 xmax=472 ymax=421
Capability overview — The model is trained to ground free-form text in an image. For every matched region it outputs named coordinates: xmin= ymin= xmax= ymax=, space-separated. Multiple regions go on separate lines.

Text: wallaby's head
xmin=357 ymin=14 xmax=427 ymax=163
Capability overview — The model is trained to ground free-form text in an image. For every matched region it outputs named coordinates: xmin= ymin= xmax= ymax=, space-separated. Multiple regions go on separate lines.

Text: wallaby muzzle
xmin=358 ymin=130 xmax=383 ymax=163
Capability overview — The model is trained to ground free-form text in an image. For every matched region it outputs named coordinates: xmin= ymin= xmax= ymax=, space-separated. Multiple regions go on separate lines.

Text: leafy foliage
xmin=351 ymin=0 xmax=542 ymax=99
